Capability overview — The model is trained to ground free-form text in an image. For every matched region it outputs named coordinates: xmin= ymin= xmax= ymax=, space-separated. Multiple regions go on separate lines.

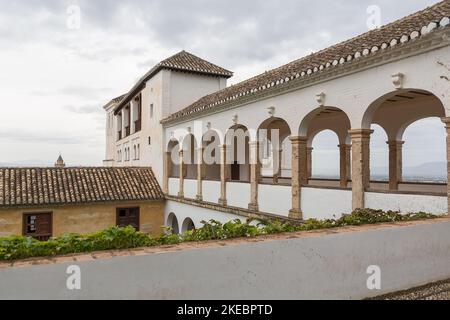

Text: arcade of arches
xmin=165 ymin=89 xmax=449 ymax=219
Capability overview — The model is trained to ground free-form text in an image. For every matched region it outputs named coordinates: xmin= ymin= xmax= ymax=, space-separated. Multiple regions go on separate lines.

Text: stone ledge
xmin=165 ymin=195 xmax=302 ymax=224
xmin=1 ymin=217 xmax=448 ymax=270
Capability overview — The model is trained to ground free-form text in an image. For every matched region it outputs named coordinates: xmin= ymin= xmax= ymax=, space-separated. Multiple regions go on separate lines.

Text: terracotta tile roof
xmin=0 ymin=167 xmax=164 ymax=208
xmin=159 ymin=50 xmax=233 ymax=78
xmin=112 ymin=51 xmax=233 ymax=114
xmin=162 ymin=0 xmax=450 ymax=124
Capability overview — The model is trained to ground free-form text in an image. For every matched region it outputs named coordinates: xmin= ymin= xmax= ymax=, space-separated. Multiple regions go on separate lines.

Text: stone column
xmin=196 ymin=147 xmax=205 ymax=201
xmin=218 ymin=145 xmax=228 ymax=206
xmin=289 ymin=136 xmax=307 ymax=219
xmin=349 ymin=129 xmax=373 ymax=210
xmin=346 ymin=144 xmax=352 ymax=181
xmin=442 ymin=117 xmax=450 ymax=215
xmin=248 ymin=141 xmax=260 ymax=211
xmin=163 ymin=151 xmax=172 ymax=194
xmin=339 ymin=144 xmax=350 ymax=188
xmin=306 ymin=147 xmax=313 ymax=180
xmin=387 ymin=140 xmax=405 ymax=191
xmin=178 ymin=150 xmax=185 ymax=198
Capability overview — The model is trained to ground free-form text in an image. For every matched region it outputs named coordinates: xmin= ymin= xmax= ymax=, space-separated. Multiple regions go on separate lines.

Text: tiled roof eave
xmin=162 ymin=20 xmax=450 ymax=126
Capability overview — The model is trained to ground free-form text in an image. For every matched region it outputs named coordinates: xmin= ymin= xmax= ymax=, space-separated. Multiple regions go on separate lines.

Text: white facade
xmin=105 ymin=11 xmax=450 ymax=228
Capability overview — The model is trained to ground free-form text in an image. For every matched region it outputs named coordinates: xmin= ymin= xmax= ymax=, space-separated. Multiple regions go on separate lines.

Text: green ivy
xmin=0 ymin=209 xmax=438 ymax=261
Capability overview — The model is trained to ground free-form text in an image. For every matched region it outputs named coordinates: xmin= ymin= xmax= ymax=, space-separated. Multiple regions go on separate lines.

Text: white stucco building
xmin=104 ymin=1 xmax=450 ymax=232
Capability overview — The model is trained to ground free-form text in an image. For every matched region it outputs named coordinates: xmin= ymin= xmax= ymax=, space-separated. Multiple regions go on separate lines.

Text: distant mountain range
xmin=315 ymin=162 xmax=447 ymax=182
xmin=0 ymin=160 xmax=52 ymax=167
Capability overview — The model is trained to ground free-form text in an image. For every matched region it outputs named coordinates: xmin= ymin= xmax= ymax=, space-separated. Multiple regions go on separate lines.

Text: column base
xmin=248 ymin=203 xmax=259 ymax=212
xmin=218 ymin=198 xmax=227 ymax=206
xmin=289 ymin=209 xmax=303 ymax=220
xmin=195 ymin=195 xmax=203 ymax=201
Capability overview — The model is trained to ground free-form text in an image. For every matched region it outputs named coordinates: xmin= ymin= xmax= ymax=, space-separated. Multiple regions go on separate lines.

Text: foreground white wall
xmin=1 ymin=219 xmax=449 ymax=299
xmin=365 ymin=192 xmax=447 ymax=215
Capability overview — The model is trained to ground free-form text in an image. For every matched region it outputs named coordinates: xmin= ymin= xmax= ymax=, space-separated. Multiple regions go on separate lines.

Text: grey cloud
xmin=63 ymin=103 xmax=103 ymax=115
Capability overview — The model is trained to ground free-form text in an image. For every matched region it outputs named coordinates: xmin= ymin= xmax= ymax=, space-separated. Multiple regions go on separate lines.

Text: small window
xmin=23 ymin=213 xmax=52 ymax=241
xmin=148 ymin=136 xmax=152 ymax=145
xmin=150 ymin=104 xmax=154 ymax=118
xmin=116 ymin=207 xmax=140 ymax=230
xmin=137 ymin=144 xmax=140 ymax=160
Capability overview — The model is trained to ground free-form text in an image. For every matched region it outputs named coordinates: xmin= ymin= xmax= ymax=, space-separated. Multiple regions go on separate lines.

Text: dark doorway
xmin=116 ymin=207 xmax=140 ymax=231
xmin=231 ymin=161 xmax=240 ymax=181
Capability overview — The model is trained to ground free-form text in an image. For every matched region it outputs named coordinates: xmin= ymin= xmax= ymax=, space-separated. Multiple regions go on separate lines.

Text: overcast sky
xmin=0 ymin=0 xmax=446 ymax=176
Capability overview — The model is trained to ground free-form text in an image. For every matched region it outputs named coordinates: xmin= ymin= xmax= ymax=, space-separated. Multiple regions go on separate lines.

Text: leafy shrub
xmin=0 ymin=209 xmax=438 ymax=261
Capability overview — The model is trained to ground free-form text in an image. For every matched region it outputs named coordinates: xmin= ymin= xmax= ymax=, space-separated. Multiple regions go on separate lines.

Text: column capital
xmin=348 ymin=129 xmax=374 ymax=138
xmin=289 ymin=136 xmax=308 ymax=144
xmin=442 ymin=117 xmax=450 ymax=128
xmin=386 ymin=140 xmax=405 ymax=146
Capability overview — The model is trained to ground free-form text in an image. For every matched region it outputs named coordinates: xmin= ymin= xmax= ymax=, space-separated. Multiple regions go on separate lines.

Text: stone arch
xmin=181 ymin=218 xmax=196 ymax=233
xmin=361 ymin=89 xmax=446 ymax=191
xmin=258 ymin=117 xmax=292 ymax=182
xmin=225 ymin=124 xmax=251 ymax=182
xmin=167 ymin=212 xmax=180 ymax=235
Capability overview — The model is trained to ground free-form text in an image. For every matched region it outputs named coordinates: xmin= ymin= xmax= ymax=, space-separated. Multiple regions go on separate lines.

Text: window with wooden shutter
xmin=116 ymin=207 xmax=140 ymax=231
xmin=23 ymin=212 xmax=52 ymax=241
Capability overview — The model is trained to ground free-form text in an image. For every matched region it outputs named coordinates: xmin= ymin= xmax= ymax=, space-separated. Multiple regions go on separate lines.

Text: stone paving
xmin=372 ymin=279 xmax=450 ymax=300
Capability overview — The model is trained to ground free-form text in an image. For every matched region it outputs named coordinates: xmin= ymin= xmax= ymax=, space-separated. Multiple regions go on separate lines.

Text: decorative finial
xmin=316 ymin=92 xmax=326 ymax=106
xmin=391 ymin=73 xmax=404 ymax=89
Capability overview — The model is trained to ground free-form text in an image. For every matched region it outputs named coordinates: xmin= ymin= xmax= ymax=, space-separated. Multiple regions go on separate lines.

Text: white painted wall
xmin=168 ymin=178 xmax=179 ymax=197
xmin=365 ymin=192 xmax=447 ymax=215
xmin=302 ymin=187 xmax=353 ymax=220
xmin=165 ymin=200 xmax=246 ymax=232
xmin=184 ymin=179 xmax=197 ymax=200
xmin=258 ymin=184 xmax=291 ymax=217
xmin=226 ymin=182 xmax=251 ymax=208
xmin=5 ymin=219 xmax=450 ymax=299
xmin=202 ymin=180 xmax=221 ymax=204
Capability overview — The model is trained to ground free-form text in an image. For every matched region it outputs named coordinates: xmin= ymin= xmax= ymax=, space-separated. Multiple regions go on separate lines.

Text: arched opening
xmin=225 ymin=124 xmax=250 ymax=182
xmin=182 ymin=134 xmax=198 ymax=180
xmin=167 ymin=213 xmax=179 ymax=235
xmin=402 ymin=117 xmax=447 ymax=193
xmin=167 ymin=140 xmax=180 ymax=178
xmin=202 ymin=130 xmax=221 ymax=180
xmin=370 ymin=124 xmax=389 ymax=182
xmin=363 ymin=89 xmax=446 ymax=193
xmin=299 ymin=106 xmax=351 ymax=188
xmin=181 ymin=218 xmax=195 ymax=233
xmin=258 ymin=117 xmax=291 ymax=185
xmin=310 ymin=130 xmax=340 ymax=181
